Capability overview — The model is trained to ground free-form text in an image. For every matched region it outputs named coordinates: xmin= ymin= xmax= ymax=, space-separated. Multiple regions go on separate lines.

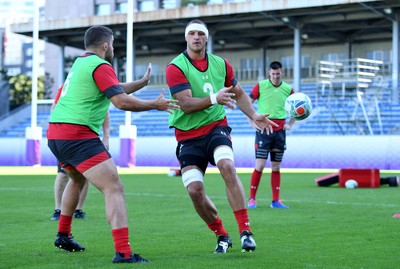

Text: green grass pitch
xmin=0 ymin=167 xmax=398 ymax=268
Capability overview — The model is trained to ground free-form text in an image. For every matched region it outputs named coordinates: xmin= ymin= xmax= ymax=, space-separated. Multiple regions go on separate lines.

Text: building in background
xmin=39 ymin=0 xmax=398 ymax=97
xmin=0 ymin=0 xmax=45 ymax=77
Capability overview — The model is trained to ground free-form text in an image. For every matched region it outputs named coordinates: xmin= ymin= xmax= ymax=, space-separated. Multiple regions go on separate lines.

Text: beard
xmin=105 ymin=49 xmax=113 ymax=64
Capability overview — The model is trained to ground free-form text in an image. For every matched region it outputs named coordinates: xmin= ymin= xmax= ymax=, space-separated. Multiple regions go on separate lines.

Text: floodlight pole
xmin=119 ymin=0 xmax=137 ymax=167
xmin=25 ymin=0 xmax=42 ymax=166
xmin=31 ymin=5 xmax=38 ymax=129
xmin=392 ymin=16 xmax=399 ymax=104
xmin=293 ymin=23 xmax=301 ymax=93
xmin=125 ymin=0 xmax=133 ymax=126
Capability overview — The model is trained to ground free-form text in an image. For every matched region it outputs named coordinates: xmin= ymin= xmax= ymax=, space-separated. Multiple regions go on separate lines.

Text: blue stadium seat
xmin=1 ymin=83 xmax=400 ymax=137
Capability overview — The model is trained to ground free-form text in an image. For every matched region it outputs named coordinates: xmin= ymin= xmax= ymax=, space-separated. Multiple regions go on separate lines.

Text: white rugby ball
xmin=285 ymin=92 xmax=312 ymax=121
xmin=345 ymin=179 xmax=358 ymax=189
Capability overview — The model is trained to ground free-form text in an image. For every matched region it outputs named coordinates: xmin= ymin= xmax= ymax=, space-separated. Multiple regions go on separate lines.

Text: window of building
xmin=321 ymin=53 xmax=345 ymax=62
xmin=163 ymin=0 xmax=178 ymax=9
xmin=95 ymin=3 xmax=111 ymax=16
xmin=26 ymin=47 xmax=33 ymax=57
xmin=138 ymin=0 xmax=155 ymax=12
xmin=136 ymin=64 xmax=157 ymax=77
xmin=302 ymin=55 xmax=311 ymax=67
xmin=208 ymin=0 xmax=224 ymax=4
xmin=7 ymin=67 xmax=21 ymax=76
xmin=366 ymin=50 xmax=390 ymax=62
xmin=240 ymin=58 xmax=262 ymax=69
xmin=280 ymin=55 xmax=293 ymax=68
xmin=25 ymin=59 xmax=32 ymax=68
xmin=24 ymin=2 xmax=34 ymax=7
xmin=116 ymin=2 xmax=128 ymax=13
xmin=280 ymin=55 xmax=311 ymax=68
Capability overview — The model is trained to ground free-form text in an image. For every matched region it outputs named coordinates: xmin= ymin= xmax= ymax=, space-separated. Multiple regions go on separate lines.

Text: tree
xmin=8 ymin=72 xmax=53 ymax=109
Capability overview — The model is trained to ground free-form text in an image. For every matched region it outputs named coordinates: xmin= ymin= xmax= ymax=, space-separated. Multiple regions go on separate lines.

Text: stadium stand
xmin=0 ymin=82 xmax=399 ymax=138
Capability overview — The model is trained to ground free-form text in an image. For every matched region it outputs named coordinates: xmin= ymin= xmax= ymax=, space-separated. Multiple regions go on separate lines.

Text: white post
xmin=25 ymin=0 xmax=42 ymax=166
xmin=119 ymin=0 xmax=137 ymax=167
xmin=357 ymin=91 xmax=373 ymax=135
xmin=125 ymin=0 xmax=133 ymax=126
xmin=392 ymin=16 xmax=399 ymax=104
xmin=31 ymin=0 xmax=39 ymax=129
xmin=293 ymin=26 xmax=301 ymax=92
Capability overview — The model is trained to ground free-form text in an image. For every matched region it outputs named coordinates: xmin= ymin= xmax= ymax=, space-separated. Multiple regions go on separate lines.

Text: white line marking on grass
xmin=1 ymin=187 xmax=397 ymax=208
xmin=284 ymin=199 xmax=397 ymax=208
xmin=124 ymin=192 xmax=398 ymax=208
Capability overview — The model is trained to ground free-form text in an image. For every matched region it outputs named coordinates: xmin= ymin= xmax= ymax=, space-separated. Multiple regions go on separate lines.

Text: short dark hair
xmin=84 ymin=25 xmax=113 ymax=49
xmin=269 ymin=61 xmax=283 ymax=70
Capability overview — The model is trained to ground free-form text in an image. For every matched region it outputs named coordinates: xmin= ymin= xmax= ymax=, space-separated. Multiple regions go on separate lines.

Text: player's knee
xmin=99 ymin=178 xmax=125 ymax=195
xmin=214 ymin=146 xmax=234 ymax=166
xmin=216 ymin=159 xmax=235 ymax=176
xmin=116 ymin=180 xmax=125 ymax=193
xmin=271 ymin=162 xmax=281 ymax=171
xmin=182 ymin=169 xmax=204 ymax=188
xmin=187 ymin=182 xmax=205 ymax=202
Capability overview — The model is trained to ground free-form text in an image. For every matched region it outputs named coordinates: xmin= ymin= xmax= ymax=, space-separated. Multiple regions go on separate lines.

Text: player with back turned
xmin=47 ymin=25 xmax=179 ymax=264
xmin=50 ymin=86 xmax=110 ymax=221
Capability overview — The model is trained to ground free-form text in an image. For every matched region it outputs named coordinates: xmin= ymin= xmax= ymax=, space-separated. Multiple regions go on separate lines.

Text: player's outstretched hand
xmin=284 ymin=124 xmax=291 ymax=131
xmin=102 ymin=138 xmax=110 ymax=150
xmin=215 ymin=86 xmax=236 ymax=109
xmin=154 ymin=89 xmax=180 ymax=114
xmin=141 ymin=63 xmax=152 ymax=85
xmin=252 ymin=113 xmax=278 ymax=134
xmin=248 ymin=118 xmax=263 ymax=132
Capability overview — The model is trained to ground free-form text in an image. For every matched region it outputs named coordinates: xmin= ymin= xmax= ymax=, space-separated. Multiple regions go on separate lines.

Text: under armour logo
xmin=202 ymin=75 xmax=209 ymax=80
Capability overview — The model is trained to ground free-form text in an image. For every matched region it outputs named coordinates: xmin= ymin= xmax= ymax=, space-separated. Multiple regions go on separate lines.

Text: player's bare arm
xmin=110 ymin=89 xmax=179 ymax=113
xmin=232 ymin=83 xmax=278 ymax=132
xmin=102 ymin=111 xmax=110 ymax=149
xmin=245 ymin=96 xmax=261 ymax=130
xmin=174 ymin=86 xmax=236 ymax=114
xmin=284 ymin=118 xmax=296 ymax=131
xmin=119 ymin=63 xmax=152 ymax=94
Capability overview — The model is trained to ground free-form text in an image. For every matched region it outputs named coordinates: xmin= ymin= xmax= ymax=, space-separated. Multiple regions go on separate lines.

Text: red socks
xmin=249 ymin=169 xmax=262 ymax=199
xmin=112 ymin=227 xmax=132 ymax=258
xmin=234 ymin=209 xmax=251 ymax=234
xmin=58 ymin=214 xmax=72 ymax=236
xmin=59 ymin=216 xmax=133 ymax=259
xmin=250 ymin=169 xmax=282 ymax=202
xmin=207 ymin=217 xmax=228 ymax=237
xmin=271 ymin=171 xmax=281 ymax=202
xmin=209 ymin=211 xmax=252 ymax=236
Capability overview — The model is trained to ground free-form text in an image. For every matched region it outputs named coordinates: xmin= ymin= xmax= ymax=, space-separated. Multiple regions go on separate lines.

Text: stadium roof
xmin=10 ymin=0 xmax=400 ymax=58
